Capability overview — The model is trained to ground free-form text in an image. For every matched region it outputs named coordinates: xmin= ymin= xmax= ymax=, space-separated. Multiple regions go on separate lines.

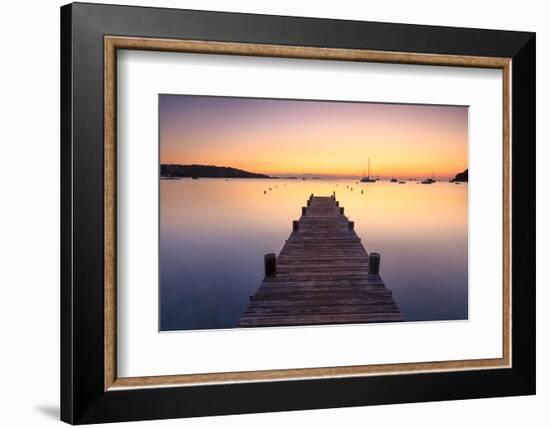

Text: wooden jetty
xmin=238 ymin=195 xmax=403 ymax=327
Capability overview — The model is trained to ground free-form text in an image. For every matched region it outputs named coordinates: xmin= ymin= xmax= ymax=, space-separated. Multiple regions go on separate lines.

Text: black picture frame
xmin=61 ymin=2 xmax=535 ymax=424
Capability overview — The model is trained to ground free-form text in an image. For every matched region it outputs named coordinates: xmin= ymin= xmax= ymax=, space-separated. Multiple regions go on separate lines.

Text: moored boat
xmin=360 ymin=158 xmax=377 ymax=183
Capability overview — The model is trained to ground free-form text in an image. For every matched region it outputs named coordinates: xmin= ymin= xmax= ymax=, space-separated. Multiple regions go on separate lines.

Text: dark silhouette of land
xmin=161 ymin=164 xmax=272 ymax=179
xmin=451 ymin=169 xmax=468 ymax=182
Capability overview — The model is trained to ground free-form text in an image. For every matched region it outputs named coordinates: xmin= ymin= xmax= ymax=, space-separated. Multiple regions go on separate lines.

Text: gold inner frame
xmin=104 ymin=35 xmax=512 ymax=391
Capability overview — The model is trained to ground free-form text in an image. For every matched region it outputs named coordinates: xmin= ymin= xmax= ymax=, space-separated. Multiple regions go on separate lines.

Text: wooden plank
xmin=274 ymin=273 xmax=373 ymax=281
xmin=242 ymin=305 xmax=402 ymax=316
xmin=250 ymin=292 xmax=394 ymax=301
xmin=238 ymin=196 xmax=403 ymax=327
xmin=239 ymin=313 xmax=405 ymax=327
xmin=247 ymin=297 xmax=397 ymax=306
xmin=259 ymin=281 xmax=387 ymax=289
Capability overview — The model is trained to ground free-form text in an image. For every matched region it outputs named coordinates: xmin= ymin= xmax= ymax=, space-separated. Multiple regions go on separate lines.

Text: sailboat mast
xmin=368 ymin=158 xmax=371 ymax=179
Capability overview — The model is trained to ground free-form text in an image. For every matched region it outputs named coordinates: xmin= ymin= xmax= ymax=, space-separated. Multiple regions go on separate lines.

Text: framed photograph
xmin=61 ymin=2 xmax=535 ymax=424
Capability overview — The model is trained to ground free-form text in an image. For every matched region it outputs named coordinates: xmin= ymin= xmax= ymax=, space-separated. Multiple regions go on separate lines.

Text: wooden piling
xmin=368 ymin=252 xmax=381 ymax=276
xmin=264 ymin=253 xmax=277 ymax=277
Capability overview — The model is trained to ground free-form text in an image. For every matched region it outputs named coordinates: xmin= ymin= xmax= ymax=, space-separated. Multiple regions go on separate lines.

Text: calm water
xmin=160 ymin=179 xmax=468 ymax=331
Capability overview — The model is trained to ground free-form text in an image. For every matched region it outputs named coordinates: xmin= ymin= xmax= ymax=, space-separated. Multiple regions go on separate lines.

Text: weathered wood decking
xmin=238 ymin=195 xmax=403 ymax=327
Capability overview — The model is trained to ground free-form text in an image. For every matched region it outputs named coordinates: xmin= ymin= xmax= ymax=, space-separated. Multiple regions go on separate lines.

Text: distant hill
xmin=160 ymin=164 xmax=272 ymax=179
xmin=451 ymin=169 xmax=468 ymax=182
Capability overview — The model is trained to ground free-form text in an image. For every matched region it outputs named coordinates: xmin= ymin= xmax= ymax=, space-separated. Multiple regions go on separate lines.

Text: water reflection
xmin=160 ymin=179 xmax=468 ymax=331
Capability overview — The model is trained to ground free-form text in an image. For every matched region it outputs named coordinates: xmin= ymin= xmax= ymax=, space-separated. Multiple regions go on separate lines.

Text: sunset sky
xmin=159 ymin=95 xmax=468 ymax=180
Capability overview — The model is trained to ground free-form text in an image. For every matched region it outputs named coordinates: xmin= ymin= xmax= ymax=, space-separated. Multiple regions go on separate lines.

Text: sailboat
xmin=421 ymin=171 xmax=436 ymax=184
xmin=360 ymin=158 xmax=376 ymax=183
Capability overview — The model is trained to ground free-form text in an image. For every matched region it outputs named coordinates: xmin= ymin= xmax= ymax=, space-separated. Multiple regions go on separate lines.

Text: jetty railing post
xmin=348 ymin=221 xmax=354 ymax=230
xmin=340 ymin=207 xmax=344 ymax=215
xmin=368 ymin=252 xmax=381 ymax=278
xmin=264 ymin=253 xmax=277 ymax=277
xmin=302 ymin=206 xmax=307 ymax=216
xmin=293 ymin=220 xmax=299 ymax=232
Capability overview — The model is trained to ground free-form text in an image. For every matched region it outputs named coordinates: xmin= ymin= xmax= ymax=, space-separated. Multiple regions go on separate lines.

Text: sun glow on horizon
xmin=160 ymin=95 xmax=468 ymax=180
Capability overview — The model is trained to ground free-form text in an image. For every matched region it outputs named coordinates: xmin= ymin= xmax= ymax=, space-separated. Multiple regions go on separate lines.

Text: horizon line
xmin=160 ymin=163 xmax=467 ymax=179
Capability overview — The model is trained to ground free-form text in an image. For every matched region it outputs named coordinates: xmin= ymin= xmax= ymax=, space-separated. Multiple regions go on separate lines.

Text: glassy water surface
xmin=160 ymin=179 xmax=468 ymax=331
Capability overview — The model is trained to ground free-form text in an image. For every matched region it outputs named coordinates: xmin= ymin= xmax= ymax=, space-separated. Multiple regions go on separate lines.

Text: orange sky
xmin=160 ymin=95 xmax=468 ymax=179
